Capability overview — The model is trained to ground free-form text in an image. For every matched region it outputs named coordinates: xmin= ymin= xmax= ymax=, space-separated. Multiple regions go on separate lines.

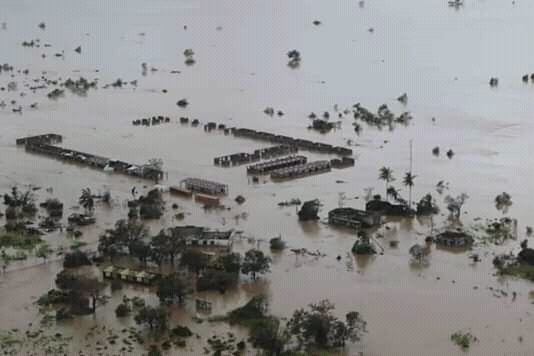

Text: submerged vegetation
xmin=451 ymin=330 xmax=478 ymax=351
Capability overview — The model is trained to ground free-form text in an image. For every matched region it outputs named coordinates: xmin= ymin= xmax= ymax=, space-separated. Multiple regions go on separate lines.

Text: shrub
xmin=170 ymin=325 xmax=193 ymax=337
xmin=63 ymin=251 xmax=91 ymax=268
xmin=147 ymin=345 xmax=161 ymax=356
xmin=5 ymin=206 xmax=17 ymax=219
xmin=196 ymin=270 xmax=238 ymax=292
xmin=115 ymin=303 xmax=131 ymax=317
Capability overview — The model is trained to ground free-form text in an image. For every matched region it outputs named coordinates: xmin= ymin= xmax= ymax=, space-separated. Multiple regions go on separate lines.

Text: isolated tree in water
xmin=286 ymin=299 xmax=366 ymax=349
xmin=79 ymin=188 xmax=94 ymax=216
xmin=241 ymin=249 xmax=271 ymax=280
xmin=495 ymin=192 xmax=512 ymax=215
xmin=444 ymin=193 xmax=469 ymax=220
xmin=403 ymin=172 xmax=416 ymax=207
xmin=378 ymin=167 xmax=394 ymax=201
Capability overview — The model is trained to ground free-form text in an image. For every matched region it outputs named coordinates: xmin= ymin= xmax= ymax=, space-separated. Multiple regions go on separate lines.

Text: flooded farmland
xmin=2 ymin=0 xmax=534 ymax=355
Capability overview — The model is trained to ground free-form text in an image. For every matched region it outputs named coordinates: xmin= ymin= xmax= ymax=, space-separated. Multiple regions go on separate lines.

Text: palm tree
xmin=379 ymin=167 xmax=394 ymax=201
xmin=403 ymin=172 xmax=416 ymax=207
xmin=386 ymin=186 xmax=400 ymax=202
xmin=79 ymin=188 xmax=94 ymax=216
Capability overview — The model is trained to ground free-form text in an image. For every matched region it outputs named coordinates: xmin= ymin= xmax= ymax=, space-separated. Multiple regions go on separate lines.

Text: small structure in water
xmin=270 ymin=160 xmax=331 ymax=180
xmin=169 ymin=186 xmax=193 ymax=198
xmin=330 ymin=156 xmax=355 ymax=169
xmin=352 ymin=232 xmax=377 ymax=255
xmin=298 ymin=199 xmax=320 ymax=221
xmin=434 ymin=230 xmax=472 ymax=247
xmin=195 ymin=193 xmax=220 ymax=207
xmin=180 ymin=178 xmax=228 ymax=195
xmin=247 ymin=155 xmax=307 ymax=175
xmin=166 ymin=226 xmax=233 ymax=252
xmin=102 ymin=266 xmax=161 ymax=285
xmin=16 ymin=133 xmax=62 ymax=146
xmin=67 ymin=213 xmax=96 ymax=226
xmin=328 ymin=207 xmax=381 ymax=229
xmin=365 ymin=199 xmax=415 ymax=217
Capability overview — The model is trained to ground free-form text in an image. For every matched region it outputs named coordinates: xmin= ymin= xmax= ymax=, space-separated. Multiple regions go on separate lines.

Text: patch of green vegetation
xmin=451 ymin=330 xmax=478 ymax=351
xmin=497 ymin=263 xmax=534 ymax=281
xmin=0 ymin=233 xmax=43 ymax=250
xmin=69 ymin=240 xmax=87 ymax=250
xmin=0 ymin=327 xmax=73 ymax=355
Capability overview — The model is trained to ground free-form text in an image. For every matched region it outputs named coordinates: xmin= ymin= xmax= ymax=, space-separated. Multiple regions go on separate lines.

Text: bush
xmin=63 ymin=251 xmax=92 ymax=268
xmin=269 ymin=237 xmax=286 ymax=251
xmin=115 ymin=303 xmax=131 ymax=317
xmin=5 ymin=206 xmax=17 ymax=220
xmin=196 ymin=270 xmax=238 ymax=292
xmin=139 ymin=205 xmax=162 ymax=220
xmin=128 ymin=207 xmax=138 ymax=220
xmin=161 ymin=340 xmax=171 ymax=350
xmin=175 ymin=339 xmax=186 ymax=348
xmin=147 ymin=345 xmax=161 ymax=356
xmin=170 ymin=325 xmax=193 ymax=337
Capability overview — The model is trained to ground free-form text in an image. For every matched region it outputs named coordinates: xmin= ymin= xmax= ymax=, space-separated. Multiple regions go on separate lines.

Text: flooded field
xmin=2 ymin=0 xmax=534 ymax=355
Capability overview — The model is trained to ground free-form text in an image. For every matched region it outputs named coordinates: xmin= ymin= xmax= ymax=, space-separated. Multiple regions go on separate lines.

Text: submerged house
xmin=167 ymin=225 xmax=233 ymax=252
xmin=328 ymin=207 xmax=381 ymax=229
xmin=365 ymin=199 xmax=414 ymax=217
xmin=102 ymin=266 xmax=160 ymax=285
xmin=434 ymin=230 xmax=473 ymax=247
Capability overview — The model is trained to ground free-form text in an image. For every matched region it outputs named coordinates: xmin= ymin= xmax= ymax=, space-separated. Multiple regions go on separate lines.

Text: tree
xmin=403 ymin=172 xmax=416 ymax=207
xmin=55 ymin=269 xmax=101 ymax=313
xmin=378 ymin=167 xmax=394 ymax=201
xmin=249 ymin=317 xmax=286 ymax=355
xmin=138 ymin=189 xmax=164 ymax=219
xmin=416 ymin=193 xmax=439 ymax=216
xmin=444 ymin=193 xmax=469 ymax=220
xmin=134 ymin=306 xmax=168 ymax=332
xmin=241 ymin=249 xmax=271 ymax=280
xmin=129 ymin=239 xmax=151 ymax=265
xmin=286 ymin=299 xmax=366 ymax=350
xmin=63 ymin=250 xmax=92 ymax=268
xmin=157 ymin=274 xmax=188 ymax=304
xmin=3 ymin=186 xmax=37 ymax=218
xmin=495 ymin=192 xmax=512 ymax=214
xmin=78 ymin=188 xmax=94 ymax=216
xmin=220 ymin=252 xmax=242 ymax=274
xmin=151 ymin=230 xmax=185 ymax=265
xmin=386 ymin=186 xmax=400 ymax=202
xmin=36 ymin=243 xmax=53 ymax=263
xmin=98 ymin=219 xmax=148 ymax=258
xmin=179 ymin=249 xmax=209 ymax=273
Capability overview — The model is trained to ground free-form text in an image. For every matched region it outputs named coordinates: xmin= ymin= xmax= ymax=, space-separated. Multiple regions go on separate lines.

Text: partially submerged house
xmin=434 ymin=230 xmax=473 ymax=247
xmin=365 ymin=199 xmax=414 ymax=217
xmin=328 ymin=207 xmax=381 ymax=229
xmin=167 ymin=225 xmax=233 ymax=252
xmin=102 ymin=266 xmax=160 ymax=285
xmin=180 ymin=178 xmax=228 ymax=195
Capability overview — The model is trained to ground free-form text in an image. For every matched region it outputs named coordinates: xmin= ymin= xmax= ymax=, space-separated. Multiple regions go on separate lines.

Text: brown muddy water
xmin=2 ymin=0 xmax=534 ymax=355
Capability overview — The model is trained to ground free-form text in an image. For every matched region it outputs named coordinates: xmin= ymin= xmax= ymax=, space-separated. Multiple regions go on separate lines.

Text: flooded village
xmin=3 ymin=0 xmax=534 ymax=355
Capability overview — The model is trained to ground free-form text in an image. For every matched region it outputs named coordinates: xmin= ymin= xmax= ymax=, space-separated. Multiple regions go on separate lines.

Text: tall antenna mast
xmin=409 ymin=139 xmax=413 ymax=173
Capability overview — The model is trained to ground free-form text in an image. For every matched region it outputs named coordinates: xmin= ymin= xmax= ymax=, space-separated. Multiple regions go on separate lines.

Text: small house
xmin=434 ymin=230 xmax=472 ymax=247
xmin=102 ymin=266 xmax=116 ymax=279
xmin=328 ymin=207 xmax=381 ymax=228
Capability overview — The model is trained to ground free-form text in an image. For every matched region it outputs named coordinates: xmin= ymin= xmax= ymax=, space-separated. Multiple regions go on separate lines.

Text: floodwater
xmin=1 ymin=0 xmax=534 ymax=354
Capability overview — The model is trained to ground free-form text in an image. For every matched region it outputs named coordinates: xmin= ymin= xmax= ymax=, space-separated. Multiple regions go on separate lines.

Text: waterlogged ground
xmin=2 ymin=0 xmax=534 ymax=355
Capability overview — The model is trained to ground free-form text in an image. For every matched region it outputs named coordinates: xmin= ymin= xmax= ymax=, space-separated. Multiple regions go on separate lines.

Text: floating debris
xmin=177 ymin=98 xmax=189 ymax=108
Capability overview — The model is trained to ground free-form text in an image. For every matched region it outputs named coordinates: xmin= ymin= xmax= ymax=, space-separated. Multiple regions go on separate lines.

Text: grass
xmin=451 ymin=331 xmax=478 ymax=351
xmin=0 ymin=233 xmax=43 ymax=250
xmin=497 ymin=263 xmax=534 ymax=282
